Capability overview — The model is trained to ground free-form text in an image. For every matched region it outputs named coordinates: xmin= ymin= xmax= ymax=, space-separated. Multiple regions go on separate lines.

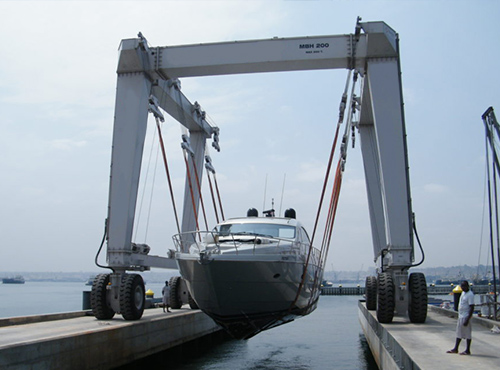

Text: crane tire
xmin=169 ymin=276 xmax=183 ymax=309
xmin=120 ymin=274 xmax=145 ymax=320
xmin=365 ymin=276 xmax=377 ymax=310
xmin=377 ymin=272 xmax=395 ymax=323
xmin=408 ymin=272 xmax=428 ymax=323
xmin=91 ymin=273 xmax=115 ymax=320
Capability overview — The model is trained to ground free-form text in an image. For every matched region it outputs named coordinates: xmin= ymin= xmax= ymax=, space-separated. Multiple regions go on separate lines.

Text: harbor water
xmin=0 ymin=281 xmax=381 ymax=369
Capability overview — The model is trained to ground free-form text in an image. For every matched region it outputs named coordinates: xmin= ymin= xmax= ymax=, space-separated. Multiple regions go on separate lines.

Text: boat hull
xmin=2 ymin=278 xmax=25 ymax=284
xmin=176 ymin=254 xmax=322 ymax=339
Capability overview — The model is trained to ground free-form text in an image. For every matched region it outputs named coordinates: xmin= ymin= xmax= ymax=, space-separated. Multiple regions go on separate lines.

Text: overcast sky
xmin=1 ymin=1 xmax=499 ymax=273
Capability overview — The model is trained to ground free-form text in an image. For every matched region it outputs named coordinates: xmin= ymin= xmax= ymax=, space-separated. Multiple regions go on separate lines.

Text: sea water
xmin=122 ymin=294 xmax=380 ymax=370
xmin=1 ymin=281 xmax=380 ymax=369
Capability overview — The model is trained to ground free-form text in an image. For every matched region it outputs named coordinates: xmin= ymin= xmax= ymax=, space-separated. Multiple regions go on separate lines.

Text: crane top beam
xmin=116 ymin=21 xmax=398 ymax=79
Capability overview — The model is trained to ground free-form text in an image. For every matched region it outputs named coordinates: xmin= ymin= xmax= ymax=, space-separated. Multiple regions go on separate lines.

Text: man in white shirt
xmin=446 ymin=280 xmax=474 ymax=355
xmin=162 ymin=281 xmax=171 ymax=312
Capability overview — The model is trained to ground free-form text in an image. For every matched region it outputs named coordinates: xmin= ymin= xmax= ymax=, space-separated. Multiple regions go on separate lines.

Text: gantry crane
xmin=91 ymin=19 xmax=427 ymax=324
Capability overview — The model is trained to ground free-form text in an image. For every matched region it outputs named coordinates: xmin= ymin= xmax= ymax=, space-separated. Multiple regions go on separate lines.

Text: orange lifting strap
xmin=290 ymin=70 xmax=359 ymax=311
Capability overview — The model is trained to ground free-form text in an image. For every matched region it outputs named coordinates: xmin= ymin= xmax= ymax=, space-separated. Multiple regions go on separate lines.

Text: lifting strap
xmin=290 ymin=70 xmax=359 ymax=312
xmin=205 ymin=154 xmax=220 ymax=224
xmin=182 ymin=145 xmax=201 ymax=234
xmin=155 ymin=117 xmax=181 ymax=235
xmin=190 ymin=153 xmax=209 ymax=231
xmin=213 ymin=172 xmax=225 ymax=221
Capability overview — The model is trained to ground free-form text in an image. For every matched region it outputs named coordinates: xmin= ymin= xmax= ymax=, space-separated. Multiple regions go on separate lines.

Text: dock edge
xmin=358 ymin=300 xmax=421 ymax=370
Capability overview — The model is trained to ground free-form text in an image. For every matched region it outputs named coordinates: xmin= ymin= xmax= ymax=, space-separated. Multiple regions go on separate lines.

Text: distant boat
xmin=85 ymin=276 xmax=95 ymax=286
xmin=2 ymin=276 xmax=25 ymax=284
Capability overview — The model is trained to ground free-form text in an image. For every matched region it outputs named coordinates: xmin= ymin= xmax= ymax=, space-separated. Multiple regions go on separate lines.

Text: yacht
xmin=173 ymin=209 xmax=323 ymax=339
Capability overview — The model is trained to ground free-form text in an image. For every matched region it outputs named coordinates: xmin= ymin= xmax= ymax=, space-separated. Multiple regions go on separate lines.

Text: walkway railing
xmin=321 ymin=285 xmax=497 ymax=296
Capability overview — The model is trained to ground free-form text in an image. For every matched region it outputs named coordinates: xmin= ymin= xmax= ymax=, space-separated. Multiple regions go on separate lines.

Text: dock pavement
xmin=0 ymin=306 xmax=221 ymax=369
xmin=359 ymin=302 xmax=500 ymax=369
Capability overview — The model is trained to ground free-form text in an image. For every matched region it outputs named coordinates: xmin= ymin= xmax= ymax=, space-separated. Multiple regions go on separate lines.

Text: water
xmin=0 ymin=282 xmax=379 ymax=369
xmin=0 ymin=281 xmax=89 ymax=317
xmin=124 ymin=295 xmax=379 ymax=370
xmin=0 ymin=281 xmax=169 ymax=318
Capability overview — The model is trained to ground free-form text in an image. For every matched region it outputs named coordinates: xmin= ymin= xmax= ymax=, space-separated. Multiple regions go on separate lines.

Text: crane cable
xmin=190 ymin=152 xmax=209 ymax=231
xmin=134 ymin=117 xmax=160 ymax=241
xmin=305 ymin=73 xmax=360 ymax=307
xmin=288 ymin=70 xmax=354 ymax=312
xmin=205 ymin=145 xmax=226 ymax=223
xmin=182 ymin=148 xmax=201 ymax=234
xmin=206 ymin=169 xmax=220 ymax=224
xmin=309 ymin=70 xmax=351 ymax=246
xmin=320 ymin=71 xmax=359 ymax=262
xmin=205 ymin=152 xmax=221 ymax=224
xmin=155 ymin=116 xmax=181 ymax=235
xmin=213 ymin=171 xmax=225 ymax=221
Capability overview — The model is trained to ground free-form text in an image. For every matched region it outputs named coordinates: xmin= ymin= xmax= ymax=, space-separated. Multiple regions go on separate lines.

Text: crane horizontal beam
xmin=117 ymin=21 xmax=398 ymax=79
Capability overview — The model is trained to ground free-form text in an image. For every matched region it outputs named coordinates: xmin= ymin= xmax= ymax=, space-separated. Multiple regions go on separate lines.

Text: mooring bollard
xmin=82 ymin=291 xmax=91 ymax=310
xmin=452 ymin=284 xmax=463 ymax=311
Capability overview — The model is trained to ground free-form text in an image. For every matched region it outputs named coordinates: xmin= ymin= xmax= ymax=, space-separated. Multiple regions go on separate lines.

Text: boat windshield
xmin=217 ymin=223 xmax=296 ymax=239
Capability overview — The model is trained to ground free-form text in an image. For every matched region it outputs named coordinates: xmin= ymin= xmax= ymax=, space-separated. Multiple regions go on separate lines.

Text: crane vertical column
xmin=107 ymin=72 xmax=152 ymax=270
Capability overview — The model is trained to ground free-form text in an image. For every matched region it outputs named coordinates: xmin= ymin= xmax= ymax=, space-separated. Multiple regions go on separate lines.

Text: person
xmin=447 ymin=280 xmax=474 ymax=355
xmin=162 ymin=281 xmax=171 ymax=312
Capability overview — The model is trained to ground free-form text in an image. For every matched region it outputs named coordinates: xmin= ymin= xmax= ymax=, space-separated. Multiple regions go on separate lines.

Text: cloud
xmin=296 ymin=161 xmax=327 ymax=183
xmin=423 ymin=183 xmax=448 ymax=194
xmin=50 ymin=139 xmax=87 ymax=151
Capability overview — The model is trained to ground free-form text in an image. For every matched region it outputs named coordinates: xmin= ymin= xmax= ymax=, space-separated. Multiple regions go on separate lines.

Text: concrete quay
xmin=359 ymin=301 xmax=500 ymax=369
xmin=0 ymin=307 xmax=221 ymax=369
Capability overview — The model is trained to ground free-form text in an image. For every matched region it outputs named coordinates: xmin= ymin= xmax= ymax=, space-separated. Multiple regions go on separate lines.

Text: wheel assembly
xmin=408 ymin=272 xmax=428 ymax=323
xmin=120 ymin=274 xmax=145 ymax=320
xmin=91 ymin=274 xmax=115 ymax=320
xmin=365 ymin=275 xmax=377 ymax=311
xmin=169 ymin=276 xmax=183 ymax=309
xmin=377 ymin=272 xmax=395 ymax=323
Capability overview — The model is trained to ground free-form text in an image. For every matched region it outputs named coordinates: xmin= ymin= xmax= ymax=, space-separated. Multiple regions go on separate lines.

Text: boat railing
xmin=173 ymin=231 xmax=320 ymax=258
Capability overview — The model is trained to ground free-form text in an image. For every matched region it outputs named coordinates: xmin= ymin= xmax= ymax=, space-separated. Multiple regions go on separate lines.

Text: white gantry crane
xmin=92 ymin=19 xmax=427 ymax=324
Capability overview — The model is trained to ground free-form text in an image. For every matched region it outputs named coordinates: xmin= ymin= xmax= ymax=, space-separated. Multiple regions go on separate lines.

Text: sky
xmin=0 ymin=0 xmax=499 ymax=273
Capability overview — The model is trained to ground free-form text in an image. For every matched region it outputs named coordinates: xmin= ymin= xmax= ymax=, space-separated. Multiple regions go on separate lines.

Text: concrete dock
xmin=359 ymin=301 xmax=500 ymax=369
xmin=0 ymin=307 xmax=221 ymax=369
xmin=3 ymin=302 xmax=499 ymax=369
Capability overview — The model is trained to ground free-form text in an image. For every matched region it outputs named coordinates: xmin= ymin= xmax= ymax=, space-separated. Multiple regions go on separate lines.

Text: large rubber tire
xmin=91 ymin=274 xmax=115 ymax=320
xmin=169 ymin=276 xmax=183 ymax=309
xmin=120 ymin=274 xmax=145 ymax=320
xmin=188 ymin=291 xmax=199 ymax=309
xmin=377 ymin=272 xmax=395 ymax=323
xmin=365 ymin=276 xmax=377 ymax=311
xmin=408 ymin=272 xmax=428 ymax=323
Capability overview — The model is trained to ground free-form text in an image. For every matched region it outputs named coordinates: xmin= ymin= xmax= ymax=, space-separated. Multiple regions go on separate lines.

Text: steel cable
xmin=288 ymin=70 xmax=354 ymax=312
xmin=155 ymin=117 xmax=181 ymax=235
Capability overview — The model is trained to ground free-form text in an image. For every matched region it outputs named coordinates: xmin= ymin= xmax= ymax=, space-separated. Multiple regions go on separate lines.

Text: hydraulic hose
xmin=95 ymin=219 xmax=114 ymax=272
xmin=410 ymin=214 xmax=425 ymax=268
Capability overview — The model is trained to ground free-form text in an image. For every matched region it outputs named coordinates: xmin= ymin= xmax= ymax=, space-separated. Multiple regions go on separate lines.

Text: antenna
xmin=262 ymin=173 xmax=268 ymax=212
xmin=279 ymin=173 xmax=286 ymax=215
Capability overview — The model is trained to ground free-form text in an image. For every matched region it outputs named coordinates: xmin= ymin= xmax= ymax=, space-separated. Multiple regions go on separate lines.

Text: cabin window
xmin=217 ymin=223 xmax=296 ymax=239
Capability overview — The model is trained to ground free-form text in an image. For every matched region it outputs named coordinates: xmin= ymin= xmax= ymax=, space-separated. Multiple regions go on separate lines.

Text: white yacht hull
xmin=176 ymin=253 xmax=322 ymax=339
